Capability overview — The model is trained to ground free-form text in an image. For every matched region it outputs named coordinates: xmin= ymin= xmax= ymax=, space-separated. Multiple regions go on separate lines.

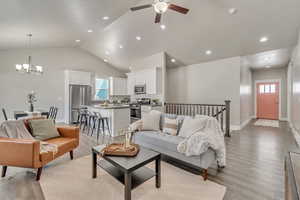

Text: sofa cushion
xmin=134 ymin=131 xmax=184 ymax=152
xmin=29 ymin=119 xmax=60 ymax=140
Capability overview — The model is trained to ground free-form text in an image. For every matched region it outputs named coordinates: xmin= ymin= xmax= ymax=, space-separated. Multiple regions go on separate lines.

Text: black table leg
xmin=92 ymin=151 xmax=97 ymax=178
xmin=156 ymin=156 xmax=161 ymax=188
xmin=124 ymin=172 xmax=132 ymax=200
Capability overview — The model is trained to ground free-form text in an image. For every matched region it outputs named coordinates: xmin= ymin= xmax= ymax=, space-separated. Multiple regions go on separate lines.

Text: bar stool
xmin=90 ymin=112 xmax=111 ymax=141
xmin=77 ymin=108 xmax=88 ymax=129
xmin=81 ymin=110 xmax=95 ymax=135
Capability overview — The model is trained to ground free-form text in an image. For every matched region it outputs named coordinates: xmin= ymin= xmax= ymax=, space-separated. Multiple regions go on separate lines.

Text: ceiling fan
xmin=130 ymin=0 xmax=189 ymax=23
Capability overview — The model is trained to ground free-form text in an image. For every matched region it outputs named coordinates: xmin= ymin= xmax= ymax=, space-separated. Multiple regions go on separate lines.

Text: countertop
xmin=140 ymin=104 xmax=163 ymax=107
xmin=87 ymin=104 xmax=130 ymax=109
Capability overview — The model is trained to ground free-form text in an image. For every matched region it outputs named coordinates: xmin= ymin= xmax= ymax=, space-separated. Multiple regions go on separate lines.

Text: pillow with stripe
xmin=163 ymin=117 xmax=178 ymax=136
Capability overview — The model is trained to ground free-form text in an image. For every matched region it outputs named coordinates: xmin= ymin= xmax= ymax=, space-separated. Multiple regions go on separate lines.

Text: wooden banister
xmin=164 ymin=100 xmax=231 ymax=137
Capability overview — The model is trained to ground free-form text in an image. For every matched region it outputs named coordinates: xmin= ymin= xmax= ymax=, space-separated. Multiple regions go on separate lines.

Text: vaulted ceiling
xmin=1 ymin=0 xmax=300 ymax=71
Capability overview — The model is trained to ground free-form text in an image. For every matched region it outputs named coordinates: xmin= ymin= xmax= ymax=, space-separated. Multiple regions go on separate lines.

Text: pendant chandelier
xmin=15 ymin=34 xmax=43 ymax=75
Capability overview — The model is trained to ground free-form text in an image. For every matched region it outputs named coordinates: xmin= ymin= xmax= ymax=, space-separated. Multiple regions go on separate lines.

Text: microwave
xmin=134 ymin=85 xmax=146 ymax=94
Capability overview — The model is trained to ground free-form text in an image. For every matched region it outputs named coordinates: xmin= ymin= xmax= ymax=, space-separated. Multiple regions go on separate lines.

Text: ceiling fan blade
xmin=155 ymin=13 xmax=162 ymax=23
xmin=168 ymin=4 xmax=189 ymax=14
xmin=130 ymin=4 xmax=152 ymax=11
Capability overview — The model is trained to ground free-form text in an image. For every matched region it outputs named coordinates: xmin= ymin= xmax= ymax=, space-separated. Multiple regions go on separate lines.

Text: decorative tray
xmin=100 ymin=143 xmax=140 ymax=157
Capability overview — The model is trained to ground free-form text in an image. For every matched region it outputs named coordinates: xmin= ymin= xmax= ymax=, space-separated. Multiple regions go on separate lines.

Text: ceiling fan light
xmin=154 ymin=2 xmax=168 ymax=13
xmin=23 ymin=64 xmax=30 ymax=70
xmin=16 ymin=64 xmax=22 ymax=71
xmin=36 ymin=66 xmax=43 ymax=72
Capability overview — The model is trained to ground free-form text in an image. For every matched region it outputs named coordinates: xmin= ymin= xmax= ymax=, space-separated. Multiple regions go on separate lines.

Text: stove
xmin=130 ymin=98 xmax=151 ymax=122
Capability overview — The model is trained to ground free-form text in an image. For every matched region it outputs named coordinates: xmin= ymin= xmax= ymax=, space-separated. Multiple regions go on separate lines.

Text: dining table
xmin=14 ymin=110 xmax=49 ymax=120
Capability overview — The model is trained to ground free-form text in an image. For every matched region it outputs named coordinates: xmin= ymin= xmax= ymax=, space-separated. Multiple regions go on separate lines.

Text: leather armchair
xmin=0 ymin=126 xmax=79 ymax=181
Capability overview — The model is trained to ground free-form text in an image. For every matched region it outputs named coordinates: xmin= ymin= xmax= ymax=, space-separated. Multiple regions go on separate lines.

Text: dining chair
xmin=48 ymin=107 xmax=58 ymax=121
xmin=2 ymin=108 xmax=8 ymax=121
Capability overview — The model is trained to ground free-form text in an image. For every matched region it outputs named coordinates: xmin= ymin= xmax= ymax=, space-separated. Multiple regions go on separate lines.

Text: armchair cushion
xmin=44 ymin=137 xmax=78 ymax=158
xmin=56 ymin=126 xmax=79 ymax=139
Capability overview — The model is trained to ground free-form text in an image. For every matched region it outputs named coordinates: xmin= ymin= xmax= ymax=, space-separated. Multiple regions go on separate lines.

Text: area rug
xmin=254 ymin=119 xmax=279 ymax=128
xmin=40 ymin=156 xmax=226 ymax=200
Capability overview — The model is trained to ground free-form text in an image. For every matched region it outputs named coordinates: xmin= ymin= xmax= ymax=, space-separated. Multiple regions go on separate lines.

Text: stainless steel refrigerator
xmin=69 ymin=85 xmax=91 ymax=124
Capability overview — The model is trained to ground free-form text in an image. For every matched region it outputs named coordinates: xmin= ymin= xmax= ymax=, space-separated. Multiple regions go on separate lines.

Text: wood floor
xmin=0 ymin=120 xmax=298 ymax=200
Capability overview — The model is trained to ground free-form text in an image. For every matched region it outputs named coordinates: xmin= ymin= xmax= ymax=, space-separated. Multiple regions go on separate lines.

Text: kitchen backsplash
xmin=109 ymin=95 xmax=130 ymax=103
xmin=130 ymin=94 xmax=162 ymax=103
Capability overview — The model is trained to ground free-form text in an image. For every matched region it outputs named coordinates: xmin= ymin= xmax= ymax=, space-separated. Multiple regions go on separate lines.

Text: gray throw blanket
xmin=0 ymin=120 xmax=58 ymax=154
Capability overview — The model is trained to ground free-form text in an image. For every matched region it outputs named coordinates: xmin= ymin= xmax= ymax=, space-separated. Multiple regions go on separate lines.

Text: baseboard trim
xmin=279 ymin=117 xmax=288 ymax=121
xmin=231 ymin=125 xmax=241 ymax=131
xmin=290 ymin=122 xmax=300 ymax=147
xmin=231 ymin=116 xmax=254 ymax=131
xmin=240 ymin=117 xmax=253 ymax=130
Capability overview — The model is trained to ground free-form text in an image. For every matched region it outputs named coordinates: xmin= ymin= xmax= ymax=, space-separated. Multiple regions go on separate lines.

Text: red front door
xmin=256 ymin=82 xmax=279 ymax=120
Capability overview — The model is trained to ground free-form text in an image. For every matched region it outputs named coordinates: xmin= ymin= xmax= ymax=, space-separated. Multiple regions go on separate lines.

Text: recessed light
xmin=87 ymin=29 xmax=93 ymax=33
xmin=75 ymin=39 xmax=81 ymax=42
xmin=160 ymin=24 xmax=166 ymax=30
xmin=102 ymin=16 xmax=109 ymax=20
xmin=103 ymin=59 xmax=108 ymax=63
xmin=136 ymin=36 xmax=142 ymax=41
xmin=105 ymin=50 xmax=110 ymax=55
xmin=260 ymin=37 xmax=269 ymax=43
xmin=228 ymin=8 xmax=238 ymax=15
xmin=119 ymin=45 xmax=123 ymax=49
xmin=206 ymin=50 xmax=212 ymax=55
xmin=171 ymin=58 xmax=176 ymax=63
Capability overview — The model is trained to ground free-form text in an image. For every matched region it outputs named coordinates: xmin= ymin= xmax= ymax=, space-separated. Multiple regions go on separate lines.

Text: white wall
xmin=240 ymin=59 xmax=253 ymax=126
xmin=252 ymin=67 xmax=288 ymax=119
xmin=166 ymin=57 xmax=241 ymax=126
xmin=290 ymin=31 xmax=300 ymax=136
xmin=0 ymin=48 xmax=124 ymax=122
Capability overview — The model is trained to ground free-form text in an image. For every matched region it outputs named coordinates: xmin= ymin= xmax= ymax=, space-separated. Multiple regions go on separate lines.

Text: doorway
xmin=256 ymin=81 xmax=280 ymax=120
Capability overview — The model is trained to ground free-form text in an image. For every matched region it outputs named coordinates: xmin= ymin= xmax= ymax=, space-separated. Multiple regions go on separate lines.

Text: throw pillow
xmin=142 ymin=111 xmax=161 ymax=131
xmin=23 ymin=116 xmax=47 ymax=134
xmin=163 ymin=117 xmax=178 ymax=136
xmin=29 ymin=119 xmax=60 ymax=140
xmin=176 ymin=115 xmax=192 ymax=135
xmin=160 ymin=113 xmax=177 ymax=130
xmin=178 ymin=117 xmax=207 ymax=138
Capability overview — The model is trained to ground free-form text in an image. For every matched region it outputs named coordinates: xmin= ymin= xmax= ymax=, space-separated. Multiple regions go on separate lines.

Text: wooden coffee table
xmin=92 ymin=145 xmax=161 ymax=200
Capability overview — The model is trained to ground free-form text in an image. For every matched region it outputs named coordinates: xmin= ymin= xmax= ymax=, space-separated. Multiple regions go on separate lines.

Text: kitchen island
xmin=87 ymin=104 xmax=130 ymax=137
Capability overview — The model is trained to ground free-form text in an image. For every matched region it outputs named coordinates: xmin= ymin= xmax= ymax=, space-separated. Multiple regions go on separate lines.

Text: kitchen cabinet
xmin=109 ymin=77 xmax=127 ymax=95
xmin=126 ymin=73 xmax=135 ymax=95
xmin=65 ymin=70 xmax=91 ymax=85
xmin=126 ymin=67 xmax=162 ymax=95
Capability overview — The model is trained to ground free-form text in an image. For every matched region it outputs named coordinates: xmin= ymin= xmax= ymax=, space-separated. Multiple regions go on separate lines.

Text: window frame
xmin=94 ymin=78 xmax=109 ymax=101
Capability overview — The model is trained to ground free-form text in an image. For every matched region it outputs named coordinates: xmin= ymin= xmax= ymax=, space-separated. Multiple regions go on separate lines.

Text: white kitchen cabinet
xmin=126 ymin=73 xmax=135 ymax=95
xmin=109 ymin=77 xmax=127 ymax=95
xmin=126 ymin=67 xmax=162 ymax=95
xmin=65 ymin=70 xmax=91 ymax=85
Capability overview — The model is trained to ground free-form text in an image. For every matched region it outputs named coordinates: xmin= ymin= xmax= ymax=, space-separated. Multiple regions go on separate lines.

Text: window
xmin=265 ymin=84 xmax=270 ymax=93
xmin=259 ymin=85 xmax=264 ymax=93
xmin=270 ymin=84 xmax=276 ymax=93
xmin=95 ymin=79 xmax=109 ymax=100
xmin=259 ymin=83 xmax=276 ymax=94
